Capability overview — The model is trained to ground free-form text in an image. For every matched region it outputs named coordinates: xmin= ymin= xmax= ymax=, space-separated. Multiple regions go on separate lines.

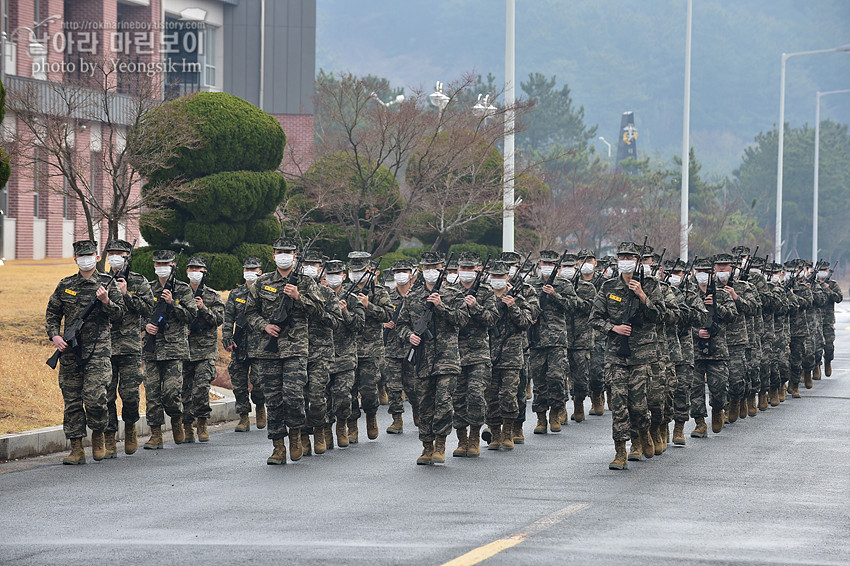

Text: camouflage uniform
xmin=327 ymin=268 xmax=365 ymax=423
xmin=672 ymin=274 xmax=707 ymax=423
xmin=774 ymin=273 xmax=793 ymax=390
xmin=649 ymin=271 xmax=677 ymax=428
xmin=787 ymin=269 xmax=813 ymax=387
xmin=820 ymin=272 xmax=843 ymax=366
xmin=306 ymin=281 xmax=341 ymax=429
xmin=809 ymin=277 xmax=827 ymax=369
xmin=568 ymin=275 xmax=597 ymax=406
xmin=46 ymin=245 xmax=126 ymax=439
xmin=383 ymin=279 xmax=417 ymax=418
xmin=588 ymin=262 xmax=612 ymax=399
xmin=748 ymin=265 xmax=775 ymax=396
xmin=222 ymin=281 xmax=264 ymax=416
xmin=721 ymin=269 xmax=754 ymax=405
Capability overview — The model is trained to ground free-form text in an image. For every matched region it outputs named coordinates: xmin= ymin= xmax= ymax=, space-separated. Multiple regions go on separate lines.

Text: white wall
xmin=62 ymin=219 xmax=75 ymax=258
xmin=32 ymin=218 xmax=46 ymax=260
xmin=2 ymin=217 xmax=15 ymax=260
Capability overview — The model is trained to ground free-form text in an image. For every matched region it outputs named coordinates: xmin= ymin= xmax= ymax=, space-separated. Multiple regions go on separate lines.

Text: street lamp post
xmin=428 ymin=81 xmax=449 ymax=120
xmin=597 ymin=136 xmax=611 ymax=158
xmin=680 ymin=0 xmax=693 ymax=260
xmin=775 ymin=43 xmax=850 ymax=263
xmin=812 ymin=88 xmax=850 ymax=261
xmin=503 ymin=0 xmax=515 ymax=253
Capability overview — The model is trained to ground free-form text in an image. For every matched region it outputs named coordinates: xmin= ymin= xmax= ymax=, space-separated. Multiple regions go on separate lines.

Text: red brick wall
xmin=274 ymin=114 xmax=314 ymax=175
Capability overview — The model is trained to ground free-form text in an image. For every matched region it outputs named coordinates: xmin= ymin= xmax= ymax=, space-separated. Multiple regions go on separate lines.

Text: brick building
xmin=0 ymin=0 xmax=315 ymax=260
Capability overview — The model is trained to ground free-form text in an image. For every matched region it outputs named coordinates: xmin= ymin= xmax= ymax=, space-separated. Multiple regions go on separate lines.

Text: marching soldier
xmin=588 ymin=256 xmax=613 ymax=415
xmin=383 ymin=260 xmax=418 ymax=435
xmin=817 ymin=262 xmax=843 ymax=377
xmin=569 ymin=249 xmax=598 ymax=422
xmin=786 ymin=260 xmax=813 ymax=398
xmin=46 ymin=240 xmax=126 ymax=464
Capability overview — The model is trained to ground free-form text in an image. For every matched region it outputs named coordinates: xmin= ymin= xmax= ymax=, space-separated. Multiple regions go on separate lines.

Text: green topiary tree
xmin=0 ymin=79 xmax=10 ymax=190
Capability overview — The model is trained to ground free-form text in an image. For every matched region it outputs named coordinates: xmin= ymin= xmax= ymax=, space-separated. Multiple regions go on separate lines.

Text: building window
xmin=203 ymin=26 xmax=217 ymax=87
xmin=33 ymin=0 xmax=50 ymax=42
xmin=62 ymin=177 xmax=75 ymax=219
xmin=33 ymin=148 xmax=48 ymax=218
xmin=164 ymin=15 xmax=201 ymax=99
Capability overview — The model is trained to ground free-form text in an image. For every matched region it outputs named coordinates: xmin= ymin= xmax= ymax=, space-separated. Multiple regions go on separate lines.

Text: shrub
xmin=183 ymin=170 xmax=287 ymax=223
xmin=139 ymin=209 xmax=187 ymax=247
xmin=243 ymin=214 xmax=281 ymax=245
xmin=184 ymin=219 xmax=246 ymax=252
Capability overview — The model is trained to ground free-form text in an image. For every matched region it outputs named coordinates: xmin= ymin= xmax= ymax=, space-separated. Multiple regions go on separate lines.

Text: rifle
xmin=142 ymin=248 xmax=184 ymax=354
xmin=188 ymin=256 xmax=216 ymax=334
xmin=650 ymin=247 xmax=666 ymax=278
xmin=262 ymin=241 xmax=312 ymax=353
xmin=697 ymin=268 xmax=719 ymax=356
xmin=737 ymin=246 xmax=759 ymax=282
xmin=573 ymin=255 xmax=587 ymax=286
xmin=115 ymin=238 xmax=138 ymax=281
xmin=662 ymin=256 xmax=679 ymax=284
xmin=405 ymin=253 xmax=454 ymax=369
xmin=232 ymin=310 xmax=250 ymax=364
xmin=383 ymin=295 xmax=405 ymax=346
xmin=529 ymin=249 xmax=569 ymax=346
xmin=616 ymin=235 xmax=648 ymax=358
xmin=457 ymin=256 xmax=491 ymax=340
xmin=339 ymin=269 xmax=375 ymax=305
xmin=681 ymin=256 xmax=697 ymax=295
xmin=489 ymin=251 xmax=533 ymax=341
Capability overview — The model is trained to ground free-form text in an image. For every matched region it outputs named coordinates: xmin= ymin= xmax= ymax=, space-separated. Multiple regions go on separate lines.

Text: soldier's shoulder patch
xmin=608 ymin=293 xmax=622 ymax=302
xmin=263 ymin=285 xmax=278 ymax=293
xmin=64 ymin=288 xmax=78 ymax=296
xmin=235 ymin=297 xmax=246 ymax=304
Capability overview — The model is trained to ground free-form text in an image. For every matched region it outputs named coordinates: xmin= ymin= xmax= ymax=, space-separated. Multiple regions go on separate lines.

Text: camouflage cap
xmin=348 ymin=257 xmax=370 ymax=271
xmin=446 ymin=258 xmax=459 ymax=270
xmin=731 ymin=245 xmax=751 ymax=256
xmin=694 ymin=257 xmax=714 ymax=270
xmin=348 ymin=251 xmax=371 ymax=260
xmin=489 ymin=261 xmax=511 ymax=275
xmin=783 ymin=259 xmax=797 ymax=269
xmin=272 ymin=237 xmax=297 ymax=251
xmin=538 ymin=250 xmax=561 ymax=262
xmin=370 ymin=260 xmax=381 ymax=271
xmin=672 ymin=259 xmax=688 ymax=271
xmin=392 ymin=260 xmax=412 ymax=271
xmin=325 ymin=259 xmax=345 ymax=274
xmin=457 ymin=251 xmax=481 ymax=267
xmin=420 ymin=251 xmax=445 ymax=266
xmin=770 ymin=262 xmax=785 ymax=272
xmin=561 ymin=253 xmax=578 ymax=266
xmin=242 ymin=256 xmax=262 ymax=269
xmin=651 ymin=252 xmax=662 ymax=264
xmin=72 ymin=239 xmax=98 ymax=256
xmin=802 ymin=258 xmax=813 ymax=268
xmin=499 ymin=251 xmax=522 ymax=264
xmin=818 ymin=260 xmax=830 ymax=269
xmin=714 ymin=253 xmax=734 ymax=264
xmin=152 ymin=249 xmax=176 ymax=262
xmin=302 ymin=249 xmax=325 ymax=263
xmin=641 ymin=244 xmax=655 ymax=258
xmin=616 ymin=241 xmax=639 ymax=256
xmin=750 ymin=256 xmax=766 ymax=268
xmin=187 ymin=255 xmax=207 ymax=268
xmin=576 ymin=248 xmax=596 ymax=259
xmin=104 ymin=239 xmax=132 ymax=253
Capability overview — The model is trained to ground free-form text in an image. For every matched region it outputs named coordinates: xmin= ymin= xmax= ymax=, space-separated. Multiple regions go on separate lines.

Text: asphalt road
xmin=2 ymin=308 xmax=849 ymax=566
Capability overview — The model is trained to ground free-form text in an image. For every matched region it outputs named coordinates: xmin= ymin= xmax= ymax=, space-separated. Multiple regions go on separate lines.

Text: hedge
xmin=184 ymin=219 xmax=246 ymax=252
xmin=181 ymin=170 xmax=287 ymax=223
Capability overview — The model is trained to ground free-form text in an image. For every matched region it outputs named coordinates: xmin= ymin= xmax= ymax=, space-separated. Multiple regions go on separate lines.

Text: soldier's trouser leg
xmin=705 ymin=360 xmax=729 ymax=411
xmin=745 ymin=347 xmax=758 ymax=396
xmin=229 ymin=358 xmax=252 ymax=415
xmin=690 ymin=361 xmax=708 ymax=419
xmin=386 ymin=357 xmax=416 ymax=415
xmin=453 ymin=363 xmax=489 ymax=429
xmin=609 ymin=363 xmax=649 ymax=443
xmin=144 ymin=358 xmax=183 ymax=427
xmin=589 ymin=341 xmax=605 ymax=395
xmin=803 ymin=332 xmax=815 ymax=372
xmin=569 ymin=349 xmax=590 ymax=401
xmin=514 ymin=354 xmax=530 ymax=424
xmin=248 ymin=360 xmax=265 ymax=407
xmin=107 ymin=354 xmax=142 ymax=432
xmin=727 ymin=345 xmax=747 ymax=403
xmin=823 ymin=323 xmax=835 ymax=363
xmin=530 ymin=346 xmax=566 ymax=413
xmin=352 ymin=356 xmax=381 ymax=419
xmin=416 ymin=371 xmax=456 ymax=443
xmin=664 ymin=363 xmax=676 ymax=423
xmin=770 ymin=358 xmax=781 ymax=391
xmin=779 ymin=337 xmax=791 ymax=386
xmin=330 ymin=368 xmax=355 ymax=421
xmin=258 ymin=357 xmax=307 ymax=439
xmin=646 ymin=361 xmax=665 ymax=427
xmin=182 ymin=359 xmax=214 ymax=423
xmin=487 ymin=367 xmax=520 ymax=426
xmin=673 ymin=363 xmax=692 ymax=423
xmin=59 ymin=357 xmax=111 ymax=439
xmin=306 ymin=357 xmax=330 ymax=428
xmin=789 ymin=337 xmax=805 ymax=385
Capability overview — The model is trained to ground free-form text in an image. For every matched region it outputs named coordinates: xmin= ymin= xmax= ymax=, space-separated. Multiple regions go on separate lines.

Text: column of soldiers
xmin=46 ymin=237 xmax=843 ymax=468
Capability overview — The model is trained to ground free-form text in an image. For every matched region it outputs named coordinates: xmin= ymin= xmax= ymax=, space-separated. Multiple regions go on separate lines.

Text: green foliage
xmin=140 ymin=209 xmax=186 ymax=247
xmin=243 ymin=214 xmax=282 ymax=245
xmin=519 ymin=72 xmax=598 ymax=154
xmin=184 ymin=219 xmax=246 ymax=252
xmin=447 ymin=242 xmax=501 ymax=262
xmin=231 ymin=243 xmax=274 ymax=266
xmin=405 ymin=131 xmax=503 ymax=191
xmin=0 ymin=147 xmax=10 ymax=189
xmin=182 ymin=171 xmax=287 ymax=223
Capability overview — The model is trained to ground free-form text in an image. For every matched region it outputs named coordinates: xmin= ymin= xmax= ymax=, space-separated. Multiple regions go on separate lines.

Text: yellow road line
xmin=441 ymin=503 xmax=589 ymax=566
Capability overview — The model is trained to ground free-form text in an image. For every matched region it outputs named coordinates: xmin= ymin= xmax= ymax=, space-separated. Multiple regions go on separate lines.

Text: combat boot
xmin=691 ymin=417 xmax=708 ymax=438
xmin=432 ymin=435 xmax=447 ymax=464
xmin=813 ymin=364 xmax=821 ymax=380
xmin=726 ymin=401 xmax=738 ymax=424
xmin=500 ymin=419 xmax=515 ymax=451
xmin=487 ymin=425 xmax=502 ymax=450
xmin=183 ymin=420 xmax=195 ymax=443
xmin=590 ymin=392 xmax=605 ymax=415
xmin=609 ymin=441 xmax=628 ymax=470
xmin=301 ymin=430 xmax=312 ymax=456
xmin=63 ymin=438 xmax=86 ymax=465
xmin=549 ymin=409 xmax=562 ymax=433
xmin=197 ymin=418 xmax=210 ymax=442
xmin=104 ymin=431 xmax=117 ymax=459
xmin=825 ymin=361 xmax=832 ymax=377
xmin=572 ymin=398 xmax=585 ymax=423
xmin=650 ymin=426 xmax=663 ymax=456
xmin=748 ymin=393 xmax=758 ymax=416
xmin=378 ymin=384 xmax=389 ymax=405
xmin=512 ymin=421 xmax=525 ymax=444
xmin=739 ymin=397 xmax=748 ymax=420
xmin=289 ymin=428 xmax=303 ymax=461
xmin=627 ymin=437 xmax=642 ymax=461
xmin=325 ymin=423 xmax=335 ymax=450
xmin=172 ymin=417 xmax=186 ymax=444
xmin=780 ymin=383 xmax=787 ymax=402
xmin=125 ymin=424 xmax=138 ymax=455
xmin=452 ymin=427 xmax=468 ymax=458
xmin=417 ymin=441 xmax=434 ymax=465
xmin=91 ymin=430 xmax=106 ymax=461
xmin=255 ymin=404 xmax=267 ymax=429
xmin=661 ymin=424 xmax=669 ymax=452
xmin=640 ymin=429 xmax=654 ymax=459
xmin=366 ymin=412 xmax=379 ymax=440
xmin=769 ymin=388 xmax=780 ymax=407
xmin=347 ymin=418 xmax=359 ymax=444
xmin=526 ymin=381 xmax=533 ymax=400
xmin=267 ymin=438 xmax=286 ymax=465
xmin=467 ymin=426 xmax=481 ymax=458
xmin=314 ymin=428 xmax=326 ymax=454
xmin=804 ymin=369 xmax=813 ymax=389
xmin=534 ymin=412 xmax=547 ymax=434
xmin=672 ymin=421 xmax=686 ymax=445
xmin=386 ymin=413 xmax=404 ymax=435
xmin=758 ymin=391 xmax=769 ymax=411
xmin=412 ymin=404 xmax=420 ymax=428
xmin=144 ymin=426 xmax=163 ymax=449
xmin=235 ymin=414 xmax=250 ymax=433
xmin=711 ymin=409 xmax=724 ymax=433
xmin=791 ymin=383 xmax=802 ymax=399
xmin=336 ymin=419 xmax=349 ymax=448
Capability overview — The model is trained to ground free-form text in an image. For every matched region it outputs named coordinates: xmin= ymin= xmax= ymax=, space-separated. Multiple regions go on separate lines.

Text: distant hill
xmin=317 ymin=0 xmax=850 ymax=174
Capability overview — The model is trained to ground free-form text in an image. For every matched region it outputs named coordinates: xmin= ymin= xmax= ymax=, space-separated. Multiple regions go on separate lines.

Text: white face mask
xmin=716 ymin=271 xmax=730 ymax=284
xmin=243 ymin=271 xmax=259 ymax=282
xmin=274 ymin=253 xmax=294 ymax=269
xmin=560 ymin=267 xmax=576 ymax=280
xmin=770 ymin=274 xmax=781 ymax=284
xmin=458 ymin=270 xmax=476 ymax=283
xmin=187 ymin=271 xmax=204 ymax=284
xmin=394 ymin=272 xmax=410 ymax=285
xmin=349 ymin=270 xmax=366 ymax=283
xmin=508 ymin=266 xmax=518 ymax=278
xmin=423 ymin=269 xmax=440 ymax=284
xmin=107 ymin=255 xmax=125 ymax=270
xmin=155 ymin=266 xmax=172 ymax=279
xmin=695 ymin=272 xmax=710 ymax=286
xmin=639 ymin=263 xmax=653 ymax=276
xmin=750 ymin=268 xmax=762 ymax=276
xmin=817 ymin=270 xmax=828 ymax=281
xmin=580 ymin=263 xmax=595 ymax=275
xmin=386 ymin=281 xmax=397 ymax=291
xmin=733 ymin=267 xmax=742 ymax=278
xmin=76 ymin=255 xmax=97 ymax=272
xmin=490 ymin=278 xmax=507 ymax=290
xmin=668 ymin=274 xmax=682 ymax=286
xmin=446 ymin=273 xmax=459 ymax=284
xmin=326 ymin=274 xmax=344 ymax=288
xmin=783 ymin=272 xmax=791 ymax=282
xmin=617 ymin=259 xmax=636 ymax=274
xmin=302 ymin=265 xmax=319 ymax=279
xmin=539 ymin=265 xmax=555 ymax=278
xmin=604 ymin=267 xmax=614 ymax=278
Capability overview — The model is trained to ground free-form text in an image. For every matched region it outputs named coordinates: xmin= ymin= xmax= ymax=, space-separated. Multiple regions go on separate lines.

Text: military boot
xmin=500 ymin=419 xmax=515 ymax=451
xmin=813 ymin=364 xmax=821 ymax=380
xmin=589 ymin=391 xmax=605 ymax=415
xmin=739 ymin=397 xmax=748 ymax=420
xmin=572 ymin=398 xmax=585 ymax=423
xmin=526 ymin=381 xmax=532 ymax=400
xmin=640 ymin=429 xmax=654 ymax=459
xmin=255 ymin=404 xmax=267 ymax=429
xmin=347 ymin=418 xmax=359 ymax=444
xmin=197 ymin=418 xmax=210 ymax=442
xmin=691 ymin=417 xmax=708 ymax=438
xmin=267 ymin=438 xmax=286 ymax=465
xmin=91 ymin=430 xmax=106 ymax=461
xmin=672 ymin=421 xmax=686 ymax=445
xmin=412 ymin=404 xmax=420 ymax=428
xmin=289 ymin=428 xmax=303 ymax=461
xmin=769 ymin=388 xmax=780 ymax=407
xmin=301 ymin=430 xmax=312 ymax=456
xmin=452 ymin=427 xmax=468 ymax=457
xmin=386 ymin=413 xmax=404 ymax=435
xmin=144 ymin=426 xmax=163 ymax=449
xmin=417 ymin=441 xmax=434 ymax=465
xmin=804 ymin=369 xmax=813 ymax=389
xmin=235 ymin=414 xmax=250 ymax=433
xmin=609 ymin=441 xmax=628 ymax=470
xmin=627 ymin=437 xmax=642 ymax=461
xmin=325 ymin=423 xmax=335 ymax=450
xmin=726 ymin=401 xmax=738 ymax=424
xmin=314 ymin=428 xmax=327 ymax=454
xmin=378 ymin=384 xmax=389 ymax=405
xmin=758 ymin=391 xmax=769 ymax=411
xmin=711 ymin=409 xmax=724 ymax=433
xmin=780 ymin=383 xmax=787 ymax=402
xmin=661 ymin=424 xmax=669 ymax=452
xmin=182 ymin=420 xmax=195 ymax=443
xmin=125 ymin=424 xmax=138 ymax=455
xmin=336 ymin=419 xmax=349 ymax=448
xmin=104 ymin=431 xmax=117 ymax=459
xmin=63 ymin=438 xmax=86 ymax=465
xmin=825 ymin=360 xmax=832 ymax=377
xmin=549 ymin=409 xmax=562 ymax=433
xmin=173 ymin=417 xmax=186 ymax=444
xmin=748 ymin=393 xmax=758 ymax=416
xmin=791 ymin=382 xmax=802 ymax=398
xmin=650 ymin=426 xmax=663 ymax=457
xmin=534 ymin=412 xmax=547 ymax=434
xmin=432 ymin=435 xmax=447 ymax=464
xmin=487 ymin=425 xmax=502 ymax=451
xmin=467 ymin=426 xmax=481 ymax=458
xmin=366 ymin=412 xmax=379 ymax=440
xmin=512 ymin=421 xmax=525 ymax=444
